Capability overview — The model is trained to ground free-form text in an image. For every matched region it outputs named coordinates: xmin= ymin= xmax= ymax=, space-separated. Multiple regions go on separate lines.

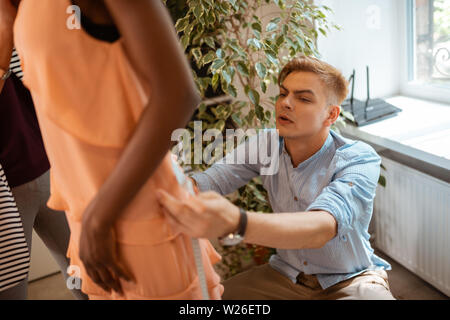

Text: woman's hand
xmin=79 ymin=198 xmax=135 ymax=295
xmin=156 ymin=190 xmax=240 ymax=239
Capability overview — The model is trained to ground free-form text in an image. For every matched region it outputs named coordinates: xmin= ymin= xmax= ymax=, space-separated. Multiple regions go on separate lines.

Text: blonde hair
xmin=278 ymin=56 xmax=349 ymax=106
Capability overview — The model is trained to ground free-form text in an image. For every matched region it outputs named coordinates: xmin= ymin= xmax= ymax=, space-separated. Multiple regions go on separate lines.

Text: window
xmin=410 ymin=0 xmax=450 ymax=86
xmin=403 ymin=0 xmax=450 ymax=103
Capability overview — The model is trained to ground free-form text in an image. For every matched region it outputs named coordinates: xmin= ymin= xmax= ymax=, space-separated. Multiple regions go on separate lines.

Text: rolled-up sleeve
xmin=191 ymin=134 xmax=261 ymax=195
xmin=306 ymin=148 xmax=381 ymax=241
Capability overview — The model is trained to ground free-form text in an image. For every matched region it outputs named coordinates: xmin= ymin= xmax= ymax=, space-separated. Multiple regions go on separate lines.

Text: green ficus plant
xmin=172 ymin=0 xmax=341 ymax=128
xmin=165 ymin=0 xmax=386 ymax=279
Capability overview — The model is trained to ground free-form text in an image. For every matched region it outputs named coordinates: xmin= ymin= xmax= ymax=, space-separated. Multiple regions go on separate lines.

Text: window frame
xmin=400 ymin=0 xmax=450 ymax=104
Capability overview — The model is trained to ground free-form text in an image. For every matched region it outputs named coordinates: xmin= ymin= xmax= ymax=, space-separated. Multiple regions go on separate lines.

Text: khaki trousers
xmin=222 ymin=264 xmax=395 ymax=300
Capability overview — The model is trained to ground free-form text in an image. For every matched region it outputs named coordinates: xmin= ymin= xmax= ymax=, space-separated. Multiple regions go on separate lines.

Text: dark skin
xmin=4 ymin=0 xmax=200 ymax=295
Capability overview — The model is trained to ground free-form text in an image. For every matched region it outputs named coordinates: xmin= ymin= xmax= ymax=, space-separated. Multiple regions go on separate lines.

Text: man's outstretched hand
xmin=156 ymin=190 xmax=240 ymax=239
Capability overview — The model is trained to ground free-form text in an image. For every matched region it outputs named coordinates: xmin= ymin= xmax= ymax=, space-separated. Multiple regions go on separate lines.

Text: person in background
xmin=157 ymin=56 xmax=396 ymax=300
xmin=0 ymin=163 xmax=30 ymax=295
xmin=0 ymin=1 xmax=87 ymax=300
xmin=11 ymin=0 xmax=223 ymax=299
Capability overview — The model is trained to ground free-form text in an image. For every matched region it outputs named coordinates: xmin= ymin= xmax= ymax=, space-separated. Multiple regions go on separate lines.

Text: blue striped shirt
xmin=192 ymin=129 xmax=391 ymax=289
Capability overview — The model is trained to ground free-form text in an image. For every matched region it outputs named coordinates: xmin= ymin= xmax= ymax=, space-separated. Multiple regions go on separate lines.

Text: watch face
xmin=219 ymin=234 xmax=243 ymax=246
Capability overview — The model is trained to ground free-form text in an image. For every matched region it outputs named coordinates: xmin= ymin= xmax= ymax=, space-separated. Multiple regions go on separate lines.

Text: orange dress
xmin=13 ymin=0 xmax=223 ymax=299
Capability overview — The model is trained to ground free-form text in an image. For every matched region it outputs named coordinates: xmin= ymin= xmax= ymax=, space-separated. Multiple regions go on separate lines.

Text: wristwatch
xmin=218 ymin=207 xmax=248 ymax=246
xmin=0 ymin=67 xmax=12 ymax=81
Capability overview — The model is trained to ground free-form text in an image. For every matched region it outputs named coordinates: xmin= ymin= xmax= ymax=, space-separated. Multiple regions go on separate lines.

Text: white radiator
xmin=373 ymin=156 xmax=450 ymax=297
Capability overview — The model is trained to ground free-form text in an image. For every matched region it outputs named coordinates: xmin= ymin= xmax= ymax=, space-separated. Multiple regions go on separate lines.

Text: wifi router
xmin=341 ymin=66 xmax=402 ymax=126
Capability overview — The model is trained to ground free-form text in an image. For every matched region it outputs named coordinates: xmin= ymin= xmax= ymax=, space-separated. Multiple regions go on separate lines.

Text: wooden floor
xmin=374 ymin=250 xmax=449 ymax=300
xmin=27 ymin=249 xmax=449 ymax=300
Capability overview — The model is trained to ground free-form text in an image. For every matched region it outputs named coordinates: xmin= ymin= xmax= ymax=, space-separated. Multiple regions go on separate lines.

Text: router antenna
xmin=366 ymin=65 xmax=370 ymax=102
xmin=365 ymin=66 xmax=370 ymax=120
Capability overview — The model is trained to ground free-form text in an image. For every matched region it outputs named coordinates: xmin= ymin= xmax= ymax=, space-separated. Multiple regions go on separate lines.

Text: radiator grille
xmin=373 ymin=157 xmax=450 ymax=297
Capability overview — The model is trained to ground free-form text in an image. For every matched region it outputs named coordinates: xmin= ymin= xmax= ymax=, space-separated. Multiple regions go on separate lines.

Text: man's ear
xmin=324 ymin=105 xmax=340 ymax=127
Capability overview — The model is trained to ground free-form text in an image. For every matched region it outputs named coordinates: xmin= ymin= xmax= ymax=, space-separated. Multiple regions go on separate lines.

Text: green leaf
xmin=184 ymin=23 xmax=195 ymax=38
xmin=276 ymin=34 xmax=285 ymax=47
xmin=175 ymin=17 xmax=189 ymax=33
xmin=319 ymin=27 xmax=327 ymax=37
xmin=227 ymin=40 xmax=240 ymax=53
xmin=232 ymin=113 xmax=243 ymax=126
xmin=236 ymin=61 xmax=250 ymax=77
xmin=229 ymin=0 xmax=238 ymax=11
xmin=191 ymin=47 xmax=202 ymax=64
xmin=221 ymin=69 xmax=232 ymax=84
xmin=295 ymin=35 xmax=305 ymax=48
xmin=180 ymin=34 xmax=190 ymax=50
xmin=211 ymin=59 xmax=226 ymax=71
xmin=247 ymin=38 xmax=262 ymax=50
xmin=206 ymin=11 xmax=216 ymax=25
xmin=193 ymin=5 xmax=203 ymax=20
xmin=215 ymin=120 xmax=226 ymax=131
xmin=378 ymin=175 xmax=386 ymax=188
xmin=252 ymin=29 xmax=261 ymax=39
xmin=260 ymin=81 xmax=267 ymax=93
xmin=265 ymin=51 xmax=278 ymax=66
xmin=226 ymin=66 xmax=236 ymax=81
xmin=251 ymin=22 xmax=262 ymax=33
xmin=266 ymin=22 xmax=278 ymax=32
xmin=255 ymin=62 xmax=267 ymax=79
xmin=255 ymin=105 xmax=265 ymax=121
xmin=270 ymin=17 xmax=281 ymax=24
xmin=247 ymin=109 xmax=255 ymax=123
xmin=204 ymin=37 xmax=216 ymax=49
xmin=202 ymin=51 xmax=216 ymax=65
xmin=211 ymin=73 xmax=220 ymax=91
xmin=198 ymin=103 xmax=207 ymax=114
xmin=227 ymin=84 xmax=237 ymax=97
xmin=216 ymin=48 xmax=225 ymax=59
xmin=248 ymin=89 xmax=260 ymax=106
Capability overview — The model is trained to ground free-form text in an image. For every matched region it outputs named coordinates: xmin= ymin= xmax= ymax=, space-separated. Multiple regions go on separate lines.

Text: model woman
xmin=8 ymin=0 xmax=223 ymax=299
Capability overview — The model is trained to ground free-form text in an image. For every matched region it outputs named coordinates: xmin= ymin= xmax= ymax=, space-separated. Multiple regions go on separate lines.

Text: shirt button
xmin=294 ymin=196 xmax=298 ymax=201
xmin=303 ymin=261 xmax=308 ymax=266
xmin=348 ymin=182 xmax=353 ymax=187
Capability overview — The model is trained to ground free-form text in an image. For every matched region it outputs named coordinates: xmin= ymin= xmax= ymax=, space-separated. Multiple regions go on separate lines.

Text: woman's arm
xmin=79 ymin=0 xmax=200 ymax=294
xmin=156 ymin=190 xmax=338 ymax=250
xmin=91 ymin=0 xmax=200 ymax=227
xmin=0 ymin=0 xmax=17 ymax=93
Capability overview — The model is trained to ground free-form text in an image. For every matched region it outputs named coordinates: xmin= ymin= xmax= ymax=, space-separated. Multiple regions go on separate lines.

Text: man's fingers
xmin=197 ymin=191 xmax=220 ymax=200
xmin=162 ymin=206 xmax=183 ymax=229
xmin=156 ymin=189 xmax=183 ymax=214
xmin=157 ymin=189 xmax=200 ymax=222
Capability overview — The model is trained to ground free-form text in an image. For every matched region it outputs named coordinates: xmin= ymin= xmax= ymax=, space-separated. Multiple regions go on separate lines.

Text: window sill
xmin=339 ymin=95 xmax=450 ymax=183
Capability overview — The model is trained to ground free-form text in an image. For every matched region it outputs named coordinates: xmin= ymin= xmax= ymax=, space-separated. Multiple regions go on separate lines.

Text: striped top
xmin=0 ymin=164 xmax=30 ymax=292
xmin=9 ymin=49 xmax=24 ymax=80
xmin=192 ymin=129 xmax=391 ymax=289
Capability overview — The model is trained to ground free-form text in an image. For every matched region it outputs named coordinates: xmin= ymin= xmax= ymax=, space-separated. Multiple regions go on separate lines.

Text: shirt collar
xmin=281 ymin=131 xmax=333 ymax=171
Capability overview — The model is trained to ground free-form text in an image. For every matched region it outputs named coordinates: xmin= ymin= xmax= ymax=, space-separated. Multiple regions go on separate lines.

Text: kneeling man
xmin=157 ymin=56 xmax=395 ymax=300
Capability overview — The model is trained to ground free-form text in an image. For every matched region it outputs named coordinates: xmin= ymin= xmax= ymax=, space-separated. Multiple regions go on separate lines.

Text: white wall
xmin=316 ymin=0 xmax=403 ymax=100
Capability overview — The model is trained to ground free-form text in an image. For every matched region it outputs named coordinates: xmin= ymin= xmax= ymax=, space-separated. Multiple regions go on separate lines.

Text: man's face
xmin=275 ymin=71 xmax=330 ymax=139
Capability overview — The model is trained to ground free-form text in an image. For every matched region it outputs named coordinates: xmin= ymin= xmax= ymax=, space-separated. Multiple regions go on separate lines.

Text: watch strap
xmin=236 ymin=207 xmax=248 ymax=237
